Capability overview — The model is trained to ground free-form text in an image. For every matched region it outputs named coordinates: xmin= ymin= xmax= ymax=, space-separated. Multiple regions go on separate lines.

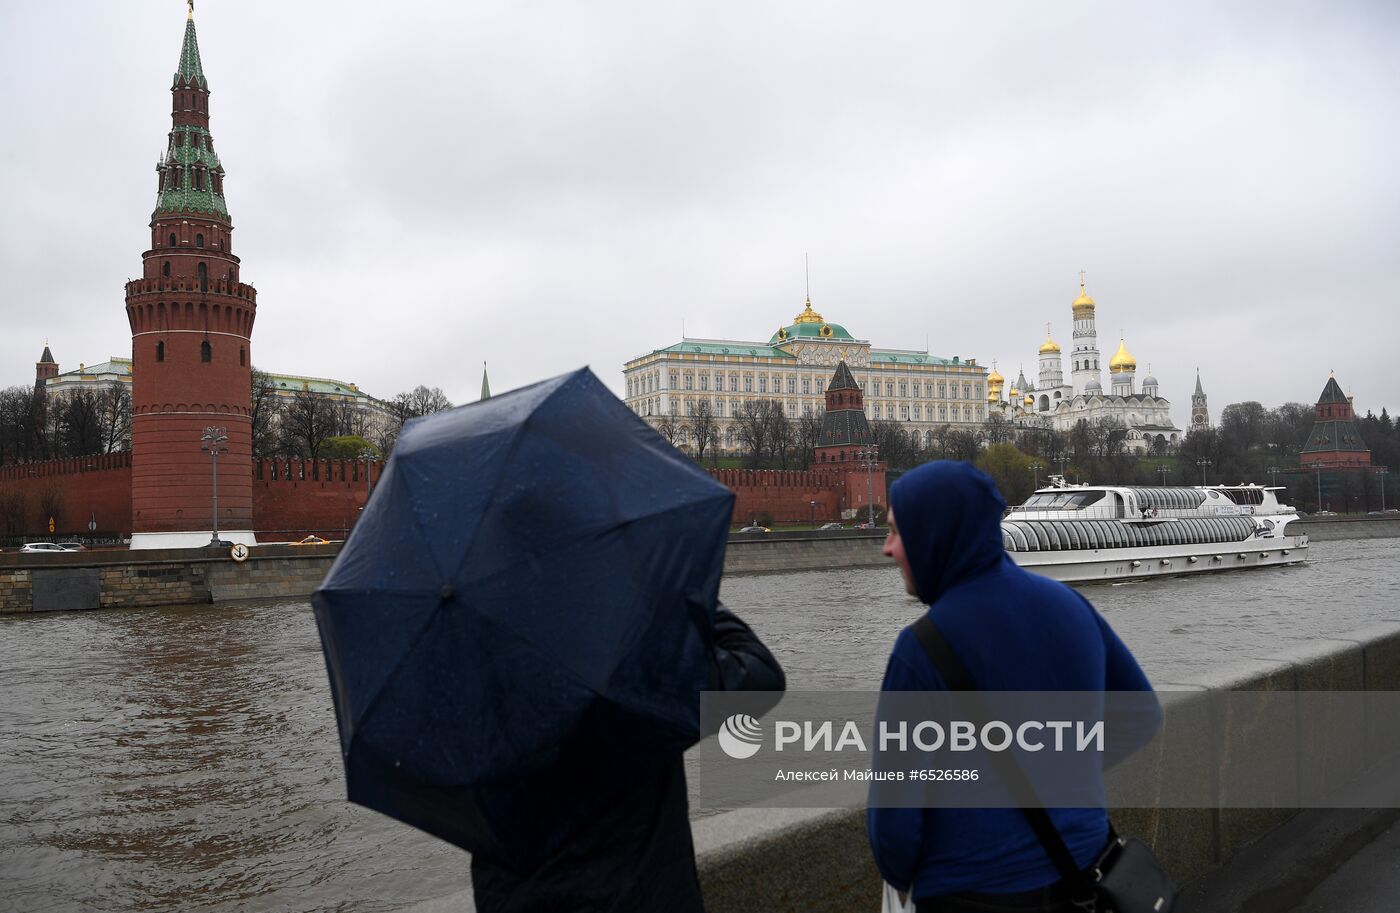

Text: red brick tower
xmin=1300 ymin=373 xmax=1372 ymax=470
xmin=125 ymin=9 xmax=257 ymax=547
xmin=35 ymin=344 xmax=58 ymax=394
xmin=811 ymin=360 xmax=886 ymax=519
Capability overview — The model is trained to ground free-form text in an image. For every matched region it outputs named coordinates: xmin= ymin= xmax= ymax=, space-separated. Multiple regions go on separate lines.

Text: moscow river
xmin=2 ymin=538 xmax=1398 ymax=912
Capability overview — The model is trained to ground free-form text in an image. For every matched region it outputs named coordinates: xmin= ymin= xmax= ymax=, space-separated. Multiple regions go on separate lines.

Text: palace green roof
xmin=175 ymin=17 xmax=208 ymax=88
xmin=768 ymin=322 xmax=855 ymax=344
xmin=657 ymin=340 xmax=797 ymax=359
xmin=870 ymin=350 xmax=958 ymax=366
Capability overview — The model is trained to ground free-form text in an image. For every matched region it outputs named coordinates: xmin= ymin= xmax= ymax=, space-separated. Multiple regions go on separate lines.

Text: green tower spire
xmin=174 ymin=13 xmax=208 ymax=89
xmin=480 ymin=362 xmax=492 ymax=401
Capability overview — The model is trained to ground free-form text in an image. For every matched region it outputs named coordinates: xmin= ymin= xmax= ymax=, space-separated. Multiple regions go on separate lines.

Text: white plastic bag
xmin=881 ymin=881 xmax=915 ymax=913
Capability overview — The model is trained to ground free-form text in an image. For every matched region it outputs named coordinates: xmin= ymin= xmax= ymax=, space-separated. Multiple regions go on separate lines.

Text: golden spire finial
xmin=188 ymin=0 xmax=194 ymax=20
xmin=1078 ymin=268 xmax=1086 ymax=290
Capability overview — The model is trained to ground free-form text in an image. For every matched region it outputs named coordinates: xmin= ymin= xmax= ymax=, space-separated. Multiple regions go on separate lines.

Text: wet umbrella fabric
xmin=313 ymin=367 xmax=735 ymax=868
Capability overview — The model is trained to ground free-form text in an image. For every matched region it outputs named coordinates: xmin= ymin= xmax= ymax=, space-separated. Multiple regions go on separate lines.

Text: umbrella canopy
xmin=313 ymin=367 xmax=735 ymax=866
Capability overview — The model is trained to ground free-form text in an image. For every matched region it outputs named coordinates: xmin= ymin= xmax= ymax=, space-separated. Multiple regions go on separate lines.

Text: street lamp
xmin=360 ymin=450 xmax=377 ymax=503
xmin=1267 ymin=466 xmax=1280 ymax=488
xmin=810 ymin=500 xmax=817 ymax=527
xmin=1379 ymin=468 xmax=1390 ymax=513
xmin=200 ymin=426 xmax=229 ymax=547
xmin=856 ymin=444 xmax=880 ymax=527
xmin=1158 ymin=464 xmax=1169 ymax=486
xmin=1029 ymin=462 xmax=1043 ymax=491
xmin=1195 ymin=458 xmax=1212 ymax=486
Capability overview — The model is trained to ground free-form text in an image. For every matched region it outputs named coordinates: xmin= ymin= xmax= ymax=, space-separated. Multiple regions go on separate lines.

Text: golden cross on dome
xmin=188 ymin=0 xmax=194 ymax=19
xmin=1045 ymin=322 xmax=1051 ymax=337
xmin=1078 ymin=268 xmax=1086 ymax=287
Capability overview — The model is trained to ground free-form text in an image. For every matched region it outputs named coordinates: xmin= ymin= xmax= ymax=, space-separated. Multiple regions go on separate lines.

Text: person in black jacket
xmin=470 ymin=601 xmax=784 ymax=913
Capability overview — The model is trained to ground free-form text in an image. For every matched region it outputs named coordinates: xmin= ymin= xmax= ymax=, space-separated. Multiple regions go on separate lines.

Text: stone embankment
xmin=0 ymin=516 xmax=1395 ymax=613
xmin=0 ymin=544 xmax=336 ymax=613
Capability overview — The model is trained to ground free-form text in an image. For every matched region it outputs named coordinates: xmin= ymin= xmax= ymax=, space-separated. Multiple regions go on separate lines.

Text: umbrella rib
xmin=346 ymin=596 xmax=446 ymax=737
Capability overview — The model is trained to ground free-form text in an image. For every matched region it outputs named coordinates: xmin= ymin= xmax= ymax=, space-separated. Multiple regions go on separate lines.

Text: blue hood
xmin=889 ymin=461 xmax=1007 ymax=604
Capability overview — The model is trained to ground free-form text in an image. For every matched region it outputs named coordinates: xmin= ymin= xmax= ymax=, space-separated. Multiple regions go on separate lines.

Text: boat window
xmin=1003 ymin=523 xmax=1031 ymax=551
xmin=1219 ymin=488 xmax=1265 ymax=506
xmin=1033 ymin=524 xmax=1051 ymax=550
xmin=1023 ymin=491 xmax=1106 ymax=510
xmin=1002 ymin=530 xmax=1015 ymax=550
xmin=1043 ymin=523 xmax=1062 ymax=550
xmin=1062 ymin=522 xmax=1081 ymax=550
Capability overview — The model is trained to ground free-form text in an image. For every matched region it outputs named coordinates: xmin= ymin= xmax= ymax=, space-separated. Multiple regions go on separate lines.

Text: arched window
xmin=201 ymin=340 xmax=211 ymax=363
xmin=169 ymin=233 xmax=177 ymax=247
xmin=197 ymin=262 xmax=207 ymax=291
xmin=162 ymin=261 xmax=171 ymax=277
xmin=156 ymin=341 xmax=165 ymax=362
xmin=240 ymin=347 xmax=246 ymax=367
xmin=195 ymin=233 xmax=205 ymax=249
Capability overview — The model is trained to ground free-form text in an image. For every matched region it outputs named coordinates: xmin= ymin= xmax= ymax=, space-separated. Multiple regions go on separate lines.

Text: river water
xmin=1 ymin=538 xmax=1397 ymax=912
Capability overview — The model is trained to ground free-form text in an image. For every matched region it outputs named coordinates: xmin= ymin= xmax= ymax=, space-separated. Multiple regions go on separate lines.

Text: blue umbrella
xmin=313 ymin=367 xmax=734 ymax=867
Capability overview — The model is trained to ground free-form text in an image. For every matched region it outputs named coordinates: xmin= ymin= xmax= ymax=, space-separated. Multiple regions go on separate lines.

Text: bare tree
xmin=795 ymin=412 xmax=823 ymax=467
xmin=0 ymin=484 xmax=27 ymax=534
xmin=654 ymin=410 xmax=682 ymax=447
xmin=735 ymin=400 xmax=773 ymax=468
xmin=870 ymin=420 xmax=917 ymax=470
xmin=250 ymin=369 xmax=281 ymax=458
xmin=281 ymin=389 xmax=336 ymax=459
xmin=767 ymin=405 xmax=795 ymax=469
xmin=983 ymin=413 xmax=1015 ymax=445
xmin=689 ymin=400 xmax=720 ymax=464
xmin=98 ymin=384 xmax=132 ymax=453
xmin=942 ymin=426 xmax=986 ymax=462
xmin=58 ymin=389 xmax=103 ymax=457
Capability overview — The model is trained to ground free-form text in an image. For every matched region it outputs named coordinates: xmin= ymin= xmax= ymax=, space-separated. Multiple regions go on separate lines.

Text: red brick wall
xmin=0 ymin=454 xmax=133 ymax=538
xmin=708 ymin=467 xmax=886 ymax=527
xmin=252 ymin=458 xmax=383 ymax=542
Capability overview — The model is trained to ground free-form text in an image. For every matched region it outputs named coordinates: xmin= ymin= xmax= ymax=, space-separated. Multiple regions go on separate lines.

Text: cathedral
xmin=989 ymin=279 xmax=1185 ymax=452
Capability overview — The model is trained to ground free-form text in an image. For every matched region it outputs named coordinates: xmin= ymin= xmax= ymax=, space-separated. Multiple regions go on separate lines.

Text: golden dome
xmin=1039 ymin=334 xmax=1061 ymax=355
xmin=987 ymin=365 xmax=1004 ymax=385
xmin=1109 ymin=337 xmax=1137 ymax=373
xmin=793 ymin=297 xmax=825 ymax=325
xmin=1008 ymin=386 xmax=1020 ymax=399
xmin=1023 ymin=393 xmax=1034 ymax=407
xmin=1072 ymin=281 xmax=1095 ymax=314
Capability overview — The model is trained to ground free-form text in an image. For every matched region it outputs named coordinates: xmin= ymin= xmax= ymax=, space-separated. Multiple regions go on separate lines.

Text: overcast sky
xmin=2 ymin=1 xmax=1397 ymax=428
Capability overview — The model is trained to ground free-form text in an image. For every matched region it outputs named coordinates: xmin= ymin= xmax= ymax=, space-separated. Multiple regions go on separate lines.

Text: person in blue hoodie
xmin=867 ymin=461 xmax=1161 ymax=913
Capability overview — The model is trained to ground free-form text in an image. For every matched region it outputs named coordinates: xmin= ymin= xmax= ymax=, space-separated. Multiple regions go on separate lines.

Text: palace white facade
xmin=623 ymin=299 xmax=989 ymax=453
xmin=990 ymin=281 xmax=1182 ymax=452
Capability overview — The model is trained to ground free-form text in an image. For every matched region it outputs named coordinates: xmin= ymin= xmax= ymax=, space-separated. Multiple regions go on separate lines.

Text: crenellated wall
xmin=0 ymin=454 xmax=133 ymax=538
xmin=252 ymin=457 xmax=384 ymax=541
xmin=709 ymin=466 xmax=886 ymax=526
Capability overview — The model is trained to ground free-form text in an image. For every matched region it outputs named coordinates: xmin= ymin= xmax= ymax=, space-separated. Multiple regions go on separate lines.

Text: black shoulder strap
xmin=907 ymin=616 xmax=1091 ymax=892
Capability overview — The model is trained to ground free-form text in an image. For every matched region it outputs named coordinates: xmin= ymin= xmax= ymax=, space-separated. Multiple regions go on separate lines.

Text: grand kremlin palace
xmin=623 ymin=298 xmax=989 ymax=453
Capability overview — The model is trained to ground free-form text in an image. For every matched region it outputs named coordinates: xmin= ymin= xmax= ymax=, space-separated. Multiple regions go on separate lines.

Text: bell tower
xmin=125 ymin=8 xmax=257 ymax=547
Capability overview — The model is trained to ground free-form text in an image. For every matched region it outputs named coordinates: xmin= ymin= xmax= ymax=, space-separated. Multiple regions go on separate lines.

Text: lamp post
xmin=360 ymin=450 xmax=376 ymax=503
xmin=1379 ymin=468 xmax=1390 ymax=513
xmin=810 ymin=500 xmax=816 ymax=527
xmin=200 ymin=426 xmax=229 ymax=547
xmin=857 ymin=444 xmax=880 ymax=527
xmin=1267 ymin=466 xmax=1280 ymax=488
xmin=1314 ymin=463 xmax=1324 ymax=512
xmin=1158 ymin=464 xmax=1169 ymax=486
xmin=1030 ymin=462 xmax=1043 ymax=491
xmin=1195 ymin=458 xmax=1212 ymax=486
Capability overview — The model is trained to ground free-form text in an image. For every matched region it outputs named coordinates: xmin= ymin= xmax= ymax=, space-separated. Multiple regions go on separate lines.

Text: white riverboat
xmin=1003 ymin=477 xmax=1308 ymax=583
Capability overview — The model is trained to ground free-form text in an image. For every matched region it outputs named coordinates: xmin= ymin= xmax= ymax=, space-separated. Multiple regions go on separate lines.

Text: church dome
xmin=1039 ymin=335 xmax=1061 ymax=355
xmin=1141 ymin=374 xmax=1159 ymax=389
xmin=987 ymin=365 xmax=1004 ymax=384
xmin=1109 ymin=338 xmax=1137 ymax=373
xmin=1072 ymin=282 xmax=1096 ymax=315
xmin=1085 ymin=377 xmax=1103 ymax=394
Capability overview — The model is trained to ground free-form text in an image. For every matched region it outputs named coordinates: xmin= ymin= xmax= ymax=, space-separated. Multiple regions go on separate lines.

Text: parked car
xmin=737 ymin=526 xmax=771 ymax=533
xmin=818 ymin=522 xmax=846 ymax=530
xmin=57 ymin=542 xmax=87 ymax=551
xmin=20 ymin=542 xmax=66 ymax=553
xmin=294 ymin=535 xmax=330 ymax=545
